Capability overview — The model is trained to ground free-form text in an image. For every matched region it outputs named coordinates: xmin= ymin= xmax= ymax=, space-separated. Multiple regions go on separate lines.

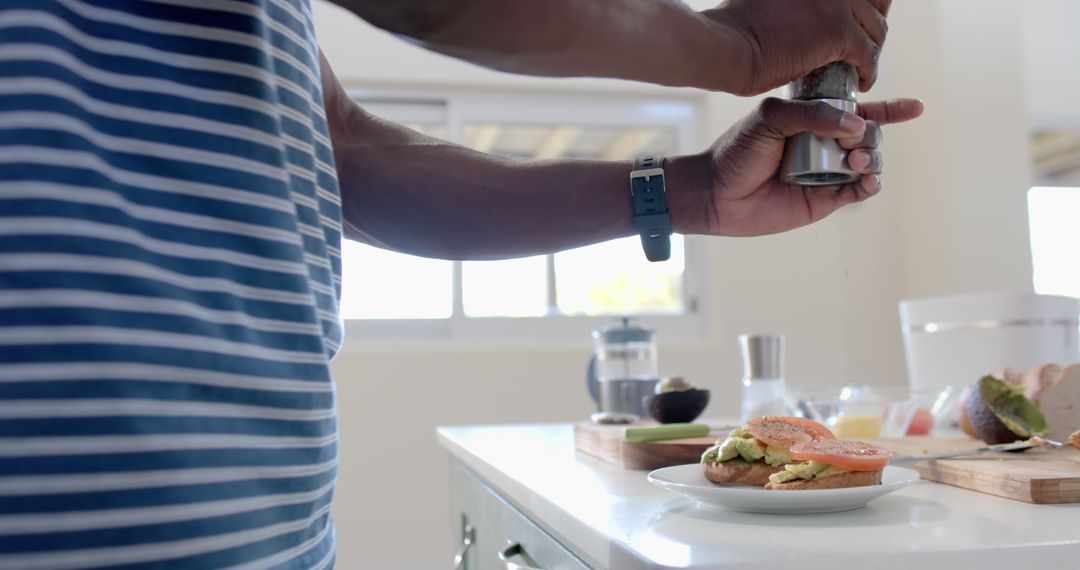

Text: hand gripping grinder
xmin=779 ymin=62 xmax=862 ymax=186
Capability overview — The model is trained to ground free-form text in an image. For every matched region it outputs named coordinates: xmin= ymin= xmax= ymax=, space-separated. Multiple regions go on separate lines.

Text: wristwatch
xmin=630 ymin=156 xmax=672 ymax=262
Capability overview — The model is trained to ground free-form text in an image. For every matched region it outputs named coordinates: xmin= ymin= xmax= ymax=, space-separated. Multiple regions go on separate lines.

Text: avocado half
xmin=965 ymin=375 xmax=1048 ymax=445
xmin=647 ymin=389 xmax=710 ymax=424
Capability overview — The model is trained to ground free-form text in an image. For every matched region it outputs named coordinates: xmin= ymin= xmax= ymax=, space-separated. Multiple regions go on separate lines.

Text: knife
xmin=891 ymin=438 xmax=1064 ymax=465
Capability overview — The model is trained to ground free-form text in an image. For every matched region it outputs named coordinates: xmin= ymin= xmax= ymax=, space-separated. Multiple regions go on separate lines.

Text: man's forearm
xmin=330 ymin=0 xmax=747 ymax=92
xmin=330 ymin=105 xmax=709 ymax=260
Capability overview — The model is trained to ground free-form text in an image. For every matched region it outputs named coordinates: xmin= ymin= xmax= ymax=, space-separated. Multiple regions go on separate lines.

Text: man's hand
xmin=668 ymin=97 xmax=923 ymax=237
xmin=703 ymin=0 xmax=892 ymax=95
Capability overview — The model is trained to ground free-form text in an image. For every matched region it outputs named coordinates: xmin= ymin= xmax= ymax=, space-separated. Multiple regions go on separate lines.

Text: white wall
xmin=1023 ymin=0 xmax=1080 ymax=130
xmin=887 ymin=0 xmax=1035 ymax=297
xmin=313 ymin=1 xmax=1061 ymax=567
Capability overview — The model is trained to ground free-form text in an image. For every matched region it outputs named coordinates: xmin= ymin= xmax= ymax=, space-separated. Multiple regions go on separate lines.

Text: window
xmin=1028 ymin=130 xmax=1080 ymax=298
xmin=1028 ymin=187 xmax=1080 ymax=298
xmin=338 ymin=91 xmax=702 ymax=336
xmin=339 ymin=239 xmax=452 ymax=319
xmin=338 ymin=99 xmax=454 ymax=321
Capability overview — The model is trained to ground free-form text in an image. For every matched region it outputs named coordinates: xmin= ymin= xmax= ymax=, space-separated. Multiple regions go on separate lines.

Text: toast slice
xmin=703 ymin=460 xmax=782 ymax=486
xmin=765 ymin=469 xmax=882 ymax=490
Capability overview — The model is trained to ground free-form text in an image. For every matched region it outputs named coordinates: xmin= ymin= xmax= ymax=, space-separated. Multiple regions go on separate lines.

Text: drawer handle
xmin=499 ymin=543 xmax=543 ymax=570
xmin=453 ymin=524 xmax=474 ymax=570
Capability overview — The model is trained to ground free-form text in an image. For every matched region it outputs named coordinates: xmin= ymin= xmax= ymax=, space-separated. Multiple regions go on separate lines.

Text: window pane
xmin=554 ymin=235 xmax=685 ymax=316
xmin=339 ymin=240 xmax=452 ymax=319
xmin=1028 ymin=187 xmax=1080 ymax=298
xmin=1033 ymin=130 xmax=1080 ymax=186
xmin=356 ymin=100 xmax=448 ymax=139
xmin=400 ymin=123 xmax=447 ymax=139
xmin=460 ymin=119 xmax=685 ymax=318
xmin=462 ymin=123 xmax=676 ymax=160
xmin=339 ymin=99 xmax=453 ymax=320
xmin=462 ymin=256 xmax=548 ymax=317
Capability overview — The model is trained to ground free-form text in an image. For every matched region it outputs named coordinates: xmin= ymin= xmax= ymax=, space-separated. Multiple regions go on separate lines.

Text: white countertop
xmin=437 ymin=423 xmax=1080 ymax=570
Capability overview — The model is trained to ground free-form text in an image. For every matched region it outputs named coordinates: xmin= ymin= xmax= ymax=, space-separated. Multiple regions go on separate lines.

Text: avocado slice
xmin=717 ymin=437 xmax=740 ymax=461
xmin=768 ymin=461 xmax=849 ymax=485
xmin=768 ymin=470 xmax=800 ymax=484
xmin=701 ymin=445 xmax=719 ymax=464
xmin=734 ymin=437 xmax=766 ymax=462
xmin=763 ymin=445 xmax=792 ymax=467
xmin=783 ymin=461 xmax=828 ymax=480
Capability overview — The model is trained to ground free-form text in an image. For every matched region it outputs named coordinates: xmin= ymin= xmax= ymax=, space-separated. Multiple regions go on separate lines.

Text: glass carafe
xmin=592 ymin=318 xmax=658 ymax=419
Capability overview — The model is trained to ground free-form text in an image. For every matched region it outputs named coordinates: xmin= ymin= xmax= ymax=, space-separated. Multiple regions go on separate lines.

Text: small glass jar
xmin=741 ymin=376 xmax=789 ymax=422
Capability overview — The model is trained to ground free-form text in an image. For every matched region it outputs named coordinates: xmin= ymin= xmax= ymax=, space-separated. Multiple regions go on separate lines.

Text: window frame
xmin=340 ymin=88 xmax=707 ymax=342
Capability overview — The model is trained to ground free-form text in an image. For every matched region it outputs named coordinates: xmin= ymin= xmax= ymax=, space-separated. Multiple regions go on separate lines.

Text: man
xmin=0 ymin=0 xmax=920 ymax=568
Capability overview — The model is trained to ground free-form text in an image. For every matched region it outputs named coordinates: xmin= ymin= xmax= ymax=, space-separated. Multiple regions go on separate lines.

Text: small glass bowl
xmin=792 ymin=385 xmax=957 ymax=438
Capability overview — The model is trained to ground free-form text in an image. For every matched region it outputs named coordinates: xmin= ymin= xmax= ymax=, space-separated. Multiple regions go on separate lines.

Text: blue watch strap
xmin=631 ymin=156 xmax=672 ymax=262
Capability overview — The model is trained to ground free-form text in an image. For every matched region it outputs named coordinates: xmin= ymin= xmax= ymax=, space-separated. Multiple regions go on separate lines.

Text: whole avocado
xmin=965 ymin=375 xmax=1048 ymax=445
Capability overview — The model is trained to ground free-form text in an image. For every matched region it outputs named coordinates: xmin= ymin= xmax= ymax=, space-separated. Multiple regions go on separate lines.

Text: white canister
xmin=899 ymin=292 xmax=1080 ymax=391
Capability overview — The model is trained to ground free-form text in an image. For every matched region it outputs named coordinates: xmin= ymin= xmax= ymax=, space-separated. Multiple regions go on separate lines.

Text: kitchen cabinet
xmin=439 ymin=423 xmax=1080 ymax=570
xmin=449 ymin=459 xmax=590 ymax=570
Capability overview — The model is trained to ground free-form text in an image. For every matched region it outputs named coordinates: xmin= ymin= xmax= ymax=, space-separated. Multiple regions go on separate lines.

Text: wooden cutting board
xmin=573 ymin=421 xmax=1080 ymax=504
xmin=867 ymin=436 xmax=1080 ymax=504
xmin=573 ymin=421 xmax=730 ymax=471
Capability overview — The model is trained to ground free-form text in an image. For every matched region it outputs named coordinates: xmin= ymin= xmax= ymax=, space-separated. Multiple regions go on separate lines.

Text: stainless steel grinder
xmin=778 ymin=62 xmax=861 ymax=186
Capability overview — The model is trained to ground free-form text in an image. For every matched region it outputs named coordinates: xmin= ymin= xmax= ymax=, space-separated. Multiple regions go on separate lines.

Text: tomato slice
xmin=789 ymin=439 xmax=895 ymax=472
xmin=745 ymin=416 xmax=835 ymax=448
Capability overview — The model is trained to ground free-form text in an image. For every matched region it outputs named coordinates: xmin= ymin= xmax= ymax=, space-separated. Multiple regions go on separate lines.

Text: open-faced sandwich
xmin=700 ymin=416 xmax=894 ymax=490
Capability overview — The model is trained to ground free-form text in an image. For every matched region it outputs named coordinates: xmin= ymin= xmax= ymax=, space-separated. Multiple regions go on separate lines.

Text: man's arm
xmin=321 ymin=54 xmax=922 ymax=260
xmin=328 ymin=0 xmax=890 ymax=96
xmin=321 ymin=57 xmax=696 ymax=259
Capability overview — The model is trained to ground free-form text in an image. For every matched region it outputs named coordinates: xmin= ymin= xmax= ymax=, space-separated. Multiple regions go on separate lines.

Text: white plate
xmin=647 ymin=464 xmax=920 ymax=514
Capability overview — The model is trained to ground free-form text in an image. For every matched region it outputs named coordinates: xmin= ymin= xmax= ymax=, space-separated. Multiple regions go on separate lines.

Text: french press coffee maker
xmin=586 ymin=318 xmax=659 ymax=423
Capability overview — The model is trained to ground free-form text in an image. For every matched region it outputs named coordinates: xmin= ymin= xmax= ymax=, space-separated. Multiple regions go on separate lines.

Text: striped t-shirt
xmin=0 ymin=0 xmax=343 ymax=568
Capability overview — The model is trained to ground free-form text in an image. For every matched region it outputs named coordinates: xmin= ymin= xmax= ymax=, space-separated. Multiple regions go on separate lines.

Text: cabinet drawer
xmin=449 ymin=459 xmax=592 ymax=570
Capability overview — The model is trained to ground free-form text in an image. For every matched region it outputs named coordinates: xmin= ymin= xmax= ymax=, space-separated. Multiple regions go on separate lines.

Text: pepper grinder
xmin=779 ymin=62 xmax=861 ymax=186
xmin=739 ymin=333 xmax=788 ymax=422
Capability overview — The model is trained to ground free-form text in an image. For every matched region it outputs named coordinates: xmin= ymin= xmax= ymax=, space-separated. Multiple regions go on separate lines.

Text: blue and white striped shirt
xmin=0 ymin=0 xmax=343 ymax=568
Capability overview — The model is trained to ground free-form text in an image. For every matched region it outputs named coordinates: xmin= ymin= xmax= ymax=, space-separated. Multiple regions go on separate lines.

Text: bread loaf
xmin=1039 ymin=364 xmax=1080 ymax=442
xmin=1023 ymin=363 xmax=1062 ymax=406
